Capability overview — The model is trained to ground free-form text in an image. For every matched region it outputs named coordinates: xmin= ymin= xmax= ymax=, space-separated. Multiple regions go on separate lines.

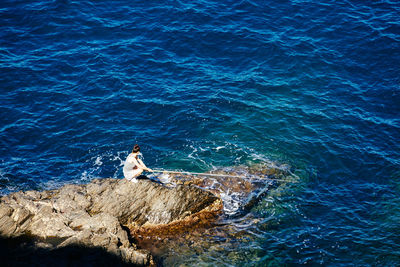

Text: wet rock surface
xmin=0 ymin=178 xmax=222 ymax=266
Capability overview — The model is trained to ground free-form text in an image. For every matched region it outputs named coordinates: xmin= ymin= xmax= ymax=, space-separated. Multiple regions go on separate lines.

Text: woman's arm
xmin=137 ymin=158 xmax=153 ymax=172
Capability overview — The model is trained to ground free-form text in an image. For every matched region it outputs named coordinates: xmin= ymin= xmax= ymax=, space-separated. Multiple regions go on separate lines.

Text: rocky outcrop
xmin=0 ymin=178 xmax=222 ymax=266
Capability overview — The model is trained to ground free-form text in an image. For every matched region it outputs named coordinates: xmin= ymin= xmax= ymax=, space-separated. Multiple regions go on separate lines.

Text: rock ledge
xmin=0 ymin=178 xmax=222 ymax=266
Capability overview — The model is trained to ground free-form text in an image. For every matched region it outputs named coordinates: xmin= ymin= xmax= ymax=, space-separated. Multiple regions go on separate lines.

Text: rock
xmin=0 ymin=178 xmax=222 ymax=266
xmin=0 ymin=203 xmax=13 ymax=217
xmin=0 ymin=215 xmax=16 ymax=237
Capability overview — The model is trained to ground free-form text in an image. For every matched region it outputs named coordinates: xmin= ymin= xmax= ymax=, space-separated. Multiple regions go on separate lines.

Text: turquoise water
xmin=1 ymin=0 xmax=399 ymax=265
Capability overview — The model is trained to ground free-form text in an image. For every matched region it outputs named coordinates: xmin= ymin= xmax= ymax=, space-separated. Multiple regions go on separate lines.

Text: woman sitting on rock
xmin=123 ymin=144 xmax=153 ymax=182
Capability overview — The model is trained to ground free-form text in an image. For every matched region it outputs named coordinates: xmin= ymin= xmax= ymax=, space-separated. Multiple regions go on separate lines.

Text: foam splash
xmin=94 ymin=156 xmax=103 ymax=166
xmin=219 ymin=190 xmax=243 ymax=215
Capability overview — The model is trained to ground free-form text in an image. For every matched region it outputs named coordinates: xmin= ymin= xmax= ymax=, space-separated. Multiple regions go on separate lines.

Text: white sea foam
xmin=219 ymin=190 xmax=242 ymax=215
xmin=80 ymin=170 xmax=91 ymax=182
xmin=94 ymin=156 xmax=103 ymax=166
xmin=215 ymin=146 xmax=225 ymax=151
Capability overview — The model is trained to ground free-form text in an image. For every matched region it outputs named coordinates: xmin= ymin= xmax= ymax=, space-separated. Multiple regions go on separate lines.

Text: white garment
xmin=123 ymin=153 xmax=142 ymax=180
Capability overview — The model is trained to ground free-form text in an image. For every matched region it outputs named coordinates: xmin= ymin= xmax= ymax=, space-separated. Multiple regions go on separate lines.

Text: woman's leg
xmin=130 ymin=169 xmax=143 ymax=183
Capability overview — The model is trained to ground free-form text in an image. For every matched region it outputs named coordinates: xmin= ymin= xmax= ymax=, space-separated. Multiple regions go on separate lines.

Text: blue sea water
xmin=1 ymin=0 xmax=399 ymax=265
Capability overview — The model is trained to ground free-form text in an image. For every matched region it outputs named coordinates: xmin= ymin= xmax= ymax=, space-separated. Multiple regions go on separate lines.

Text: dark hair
xmin=132 ymin=144 xmax=140 ymax=153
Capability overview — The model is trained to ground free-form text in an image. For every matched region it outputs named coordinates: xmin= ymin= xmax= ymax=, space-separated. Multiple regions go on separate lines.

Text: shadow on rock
xmin=0 ymin=235 xmax=138 ymax=267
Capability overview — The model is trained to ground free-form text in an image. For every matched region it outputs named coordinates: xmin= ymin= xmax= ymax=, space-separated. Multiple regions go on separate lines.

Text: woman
xmin=123 ymin=144 xmax=153 ymax=182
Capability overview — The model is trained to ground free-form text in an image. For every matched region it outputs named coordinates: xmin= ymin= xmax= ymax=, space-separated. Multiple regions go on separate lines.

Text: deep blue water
xmin=1 ymin=0 xmax=400 ymax=265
